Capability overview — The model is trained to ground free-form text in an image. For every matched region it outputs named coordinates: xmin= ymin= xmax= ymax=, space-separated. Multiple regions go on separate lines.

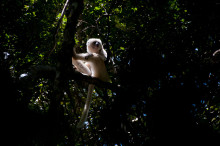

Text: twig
xmin=45 ymin=0 xmax=70 ymax=60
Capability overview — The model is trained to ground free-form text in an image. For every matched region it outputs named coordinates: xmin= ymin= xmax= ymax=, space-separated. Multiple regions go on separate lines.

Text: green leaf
xmin=131 ymin=7 xmax=137 ymax=12
xmin=94 ymin=6 xmax=101 ymax=11
xmin=120 ymin=47 xmax=125 ymax=50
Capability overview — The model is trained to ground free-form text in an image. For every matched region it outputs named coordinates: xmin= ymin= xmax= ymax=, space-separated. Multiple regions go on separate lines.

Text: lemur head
xmin=87 ymin=38 xmax=102 ymax=53
xmin=86 ymin=38 xmax=107 ymax=60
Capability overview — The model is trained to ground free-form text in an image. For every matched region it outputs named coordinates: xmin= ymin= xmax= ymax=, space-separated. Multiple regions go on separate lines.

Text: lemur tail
xmin=77 ymin=84 xmax=94 ymax=128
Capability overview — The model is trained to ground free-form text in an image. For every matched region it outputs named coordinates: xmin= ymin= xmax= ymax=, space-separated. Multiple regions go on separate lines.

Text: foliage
xmin=1 ymin=0 xmax=220 ymax=145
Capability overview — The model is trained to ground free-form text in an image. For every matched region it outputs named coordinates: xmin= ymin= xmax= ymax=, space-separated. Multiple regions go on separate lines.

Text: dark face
xmin=92 ymin=41 xmax=100 ymax=48
xmin=87 ymin=39 xmax=102 ymax=53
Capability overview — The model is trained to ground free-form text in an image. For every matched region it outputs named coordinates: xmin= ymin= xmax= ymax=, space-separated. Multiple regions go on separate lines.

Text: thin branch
xmin=45 ymin=0 xmax=70 ymax=60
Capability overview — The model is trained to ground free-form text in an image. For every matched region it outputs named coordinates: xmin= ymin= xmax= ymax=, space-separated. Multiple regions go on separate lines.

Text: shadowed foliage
xmin=1 ymin=0 xmax=220 ymax=145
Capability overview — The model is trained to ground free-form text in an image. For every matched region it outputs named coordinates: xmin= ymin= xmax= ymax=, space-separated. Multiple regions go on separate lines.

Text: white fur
xmin=72 ymin=38 xmax=110 ymax=128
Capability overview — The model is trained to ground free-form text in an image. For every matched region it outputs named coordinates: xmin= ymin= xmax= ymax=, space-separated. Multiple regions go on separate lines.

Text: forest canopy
xmin=1 ymin=0 xmax=220 ymax=145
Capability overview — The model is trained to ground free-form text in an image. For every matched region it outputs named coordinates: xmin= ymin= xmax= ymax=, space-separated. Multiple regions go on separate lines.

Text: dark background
xmin=1 ymin=0 xmax=220 ymax=145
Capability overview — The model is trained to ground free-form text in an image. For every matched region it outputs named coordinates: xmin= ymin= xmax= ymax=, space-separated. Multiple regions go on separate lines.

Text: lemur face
xmin=87 ymin=38 xmax=102 ymax=53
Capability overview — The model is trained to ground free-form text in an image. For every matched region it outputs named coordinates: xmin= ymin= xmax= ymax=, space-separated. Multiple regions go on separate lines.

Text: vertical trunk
xmin=49 ymin=0 xmax=84 ymax=144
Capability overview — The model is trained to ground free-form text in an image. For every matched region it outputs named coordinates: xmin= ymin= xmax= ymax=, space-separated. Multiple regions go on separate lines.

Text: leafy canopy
xmin=1 ymin=0 xmax=220 ymax=145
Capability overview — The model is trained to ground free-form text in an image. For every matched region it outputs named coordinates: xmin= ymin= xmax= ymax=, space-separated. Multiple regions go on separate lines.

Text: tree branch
xmin=21 ymin=64 xmax=119 ymax=92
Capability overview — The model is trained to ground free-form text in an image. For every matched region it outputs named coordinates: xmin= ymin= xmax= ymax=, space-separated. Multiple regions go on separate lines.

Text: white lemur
xmin=72 ymin=38 xmax=110 ymax=128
